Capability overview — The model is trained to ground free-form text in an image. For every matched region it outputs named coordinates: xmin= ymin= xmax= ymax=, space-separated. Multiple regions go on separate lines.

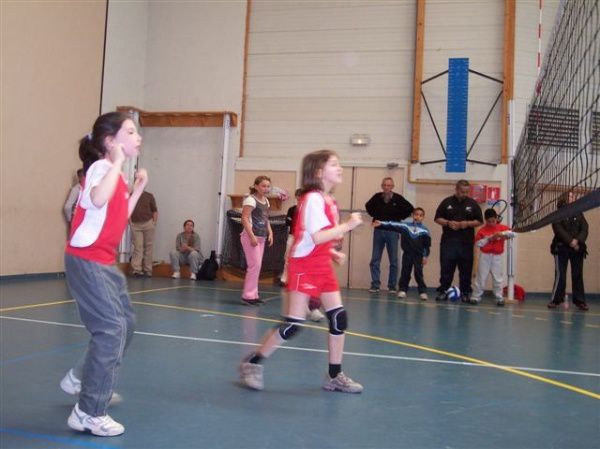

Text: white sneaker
xmin=323 ymin=372 xmax=363 ymax=393
xmin=397 ymin=291 xmax=407 ymax=298
xmin=308 ymin=308 xmax=325 ymax=322
xmin=189 ymin=273 xmax=196 ymax=280
xmin=60 ymin=369 xmax=81 ymax=395
xmin=239 ymin=362 xmax=264 ymax=390
xmin=171 ymin=271 xmax=181 ymax=279
xmin=60 ymin=369 xmax=123 ymax=406
xmin=419 ymin=293 xmax=428 ymax=301
xmin=68 ymin=403 xmax=124 ymax=437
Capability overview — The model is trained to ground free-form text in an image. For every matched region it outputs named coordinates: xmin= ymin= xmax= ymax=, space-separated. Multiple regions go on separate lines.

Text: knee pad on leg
xmin=277 ymin=317 xmax=304 ymax=340
xmin=326 ymin=307 xmax=347 ymax=335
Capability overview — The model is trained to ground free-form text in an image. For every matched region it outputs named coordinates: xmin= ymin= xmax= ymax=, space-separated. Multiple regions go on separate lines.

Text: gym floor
xmin=1 ymin=277 xmax=598 ymax=449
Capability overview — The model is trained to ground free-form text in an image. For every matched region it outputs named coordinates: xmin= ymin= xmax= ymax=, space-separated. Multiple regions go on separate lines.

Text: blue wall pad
xmin=446 ymin=58 xmax=469 ymax=173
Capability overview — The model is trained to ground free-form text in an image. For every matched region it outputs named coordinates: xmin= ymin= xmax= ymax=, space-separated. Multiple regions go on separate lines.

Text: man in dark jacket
xmin=434 ymin=180 xmax=483 ymax=302
xmin=365 ymin=177 xmax=413 ymax=293
xmin=548 ymin=191 xmax=589 ymax=311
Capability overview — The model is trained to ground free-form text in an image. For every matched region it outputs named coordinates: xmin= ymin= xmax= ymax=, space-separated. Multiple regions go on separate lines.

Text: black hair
xmin=294 ymin=188 xmax=302 ymax=197
xmin=413 ymin=207 xmax=425 ymax=215
xmin=484 ymin=208 xmax=498 ymax=219
xmin=76 ymin=168 xmax=84 ymax=178
xmin=79 ymin=112 xmax=129 ymax=174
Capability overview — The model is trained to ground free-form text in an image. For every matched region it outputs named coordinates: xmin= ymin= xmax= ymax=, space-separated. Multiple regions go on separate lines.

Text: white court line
xmin=2 ymin=315 xmax=599 ymax=379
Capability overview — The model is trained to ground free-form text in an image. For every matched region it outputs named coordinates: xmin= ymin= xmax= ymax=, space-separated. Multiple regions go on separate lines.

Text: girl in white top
xmin=240 ymin=175 xmax=274 ymax=305
xmin=240 ymin=150 xmax=364 ymax=393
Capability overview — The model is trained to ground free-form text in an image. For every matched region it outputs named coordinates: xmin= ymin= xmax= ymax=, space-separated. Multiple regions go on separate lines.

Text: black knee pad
xmin=277 ymin=317 xmax=304 ymax=340
xmin=326 ymin=307 xmax=348 ymax=335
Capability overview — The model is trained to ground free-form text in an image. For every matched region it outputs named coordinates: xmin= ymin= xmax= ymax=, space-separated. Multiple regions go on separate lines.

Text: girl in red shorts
xmin=240 ymin=149 xmax=363 ymax=393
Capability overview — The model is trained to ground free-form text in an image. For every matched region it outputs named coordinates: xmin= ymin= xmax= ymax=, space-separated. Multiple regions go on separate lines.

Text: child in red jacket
xmin=471 ymin=208 xmax=515 ymax=306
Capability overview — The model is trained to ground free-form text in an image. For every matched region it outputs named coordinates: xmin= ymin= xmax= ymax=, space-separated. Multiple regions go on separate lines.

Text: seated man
xmin=170 ymin=219 xmax=204 ymax=280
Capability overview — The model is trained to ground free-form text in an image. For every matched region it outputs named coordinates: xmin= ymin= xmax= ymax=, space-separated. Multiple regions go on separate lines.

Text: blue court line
xmin=1 ymin=342 xmax=86 ymax=367
xmin=0 ymin=428 xmax=119 ymax=449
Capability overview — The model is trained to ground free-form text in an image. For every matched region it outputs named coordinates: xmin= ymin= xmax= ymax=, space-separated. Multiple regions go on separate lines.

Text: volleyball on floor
xmin=446 ymin=286 xmax=461 ymax=302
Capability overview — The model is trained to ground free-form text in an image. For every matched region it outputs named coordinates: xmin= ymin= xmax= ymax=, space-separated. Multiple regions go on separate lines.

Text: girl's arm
xmin=90 ymin=144 xmax=125 ymax=208
xmin=128 ymin=169 xmax=148 ymax=218
xmin=241 ymin=204 xmax=257 ymax=245
xmin=575 ymin=214 xmax=588 ymax=244
xmin=312 ymin=212 xmax=362 ymax=244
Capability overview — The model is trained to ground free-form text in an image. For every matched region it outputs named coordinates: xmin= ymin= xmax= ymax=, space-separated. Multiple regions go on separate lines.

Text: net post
xmin=507 ymin=100 xmax=516 ymax=302
xmin=216 ymin=113 xmax=231 ymax=265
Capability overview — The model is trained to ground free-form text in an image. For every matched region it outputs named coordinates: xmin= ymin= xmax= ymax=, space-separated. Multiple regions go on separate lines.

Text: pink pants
xmin=240 ymin=230 xmax=266 ymax=300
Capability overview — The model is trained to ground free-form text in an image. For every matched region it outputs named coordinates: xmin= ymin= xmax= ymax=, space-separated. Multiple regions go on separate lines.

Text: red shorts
xmin=287 ymin=258 xmax=338 ymax=297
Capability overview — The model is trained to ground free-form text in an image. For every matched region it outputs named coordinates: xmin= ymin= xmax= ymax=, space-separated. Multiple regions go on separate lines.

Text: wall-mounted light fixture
xmin=350 ymin=133 xmax=370 ymax=146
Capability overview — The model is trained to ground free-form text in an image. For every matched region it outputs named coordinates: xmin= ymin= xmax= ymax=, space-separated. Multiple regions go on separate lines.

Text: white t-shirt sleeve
xmin=242 ymin=195 xmax=256 ymax=208
xmin=79 ymin=160 xmax=111 ymax=210
xmin=303 ymin=193 xmax=331 ymax=235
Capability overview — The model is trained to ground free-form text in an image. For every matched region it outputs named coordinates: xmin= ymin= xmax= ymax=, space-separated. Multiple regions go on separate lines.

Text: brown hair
xmin=556 ymin=191 xmax=571 ymax=209
xmin=249 ymin=175 xmax=271 ymax=194
xmin=300 ymin=149 xmax=337 ymax=193
xmin=414 ymin=207 xmax=425 ymax=215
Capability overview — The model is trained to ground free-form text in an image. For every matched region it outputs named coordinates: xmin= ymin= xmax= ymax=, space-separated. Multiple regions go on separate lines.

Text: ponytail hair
xmin=79 ymin=112 xmax=129 ymax=173
xmin=249 ymin=175 xmax=271 ymax=194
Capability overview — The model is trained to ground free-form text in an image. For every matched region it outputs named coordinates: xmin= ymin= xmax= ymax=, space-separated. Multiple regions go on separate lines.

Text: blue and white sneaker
xmin=68 ymin=403 xmax=124 ymax=437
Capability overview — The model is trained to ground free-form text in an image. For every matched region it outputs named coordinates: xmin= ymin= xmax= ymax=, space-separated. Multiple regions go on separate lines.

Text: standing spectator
xmin=548 ymin=192 xmax=589 ymax=311
xmin=434 ymin=180 xmax=483 ymax=303
xmin=129 ymin=190 xmax=158 ymax=277
xmin=472 ymin=208 xmax=515 ymax=306
xmin=365 ymin=177 xmax=413 ymax=293
xmin=373 ymin=207 xmax=432 ymax=300
xmin=170 ymin=219 xmax=203 ymax=280
xmin=240 ymin=176 xmax=274 ymax=306
xmin=63 ymin=169 xmax=85 ymax=224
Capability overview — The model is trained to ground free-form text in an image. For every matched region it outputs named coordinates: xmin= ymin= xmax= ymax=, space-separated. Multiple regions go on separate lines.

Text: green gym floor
xmin=1 ymin=276 xmax=598 ymax=449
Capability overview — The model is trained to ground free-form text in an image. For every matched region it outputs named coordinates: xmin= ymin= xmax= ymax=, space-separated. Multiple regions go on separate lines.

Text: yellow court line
xmin=130 ymin=286 xmax=194 ymax=295
xmin=2 ymin=286 xmax=598 ymax=400
xmin=131 ymin=300 xmax=600 ymax=401
xmin=0 ymin=285 xmax=193 ymax=313
xmin=187 ymin=284 xmax=600 ymax=319
xmin=345 ymin=329 xmax=600 ymax=401
xmin=0 ymin=299 xmax=75 ymax=313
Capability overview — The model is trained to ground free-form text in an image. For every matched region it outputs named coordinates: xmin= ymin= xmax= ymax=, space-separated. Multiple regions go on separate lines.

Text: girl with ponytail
xmin=61 ymin=112 xmax=147 ymax=436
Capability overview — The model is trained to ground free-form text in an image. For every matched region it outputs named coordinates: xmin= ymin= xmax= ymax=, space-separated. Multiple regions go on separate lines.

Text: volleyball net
xmin=512 ymin=0 xmax=600 ymax=232
xmin=221 ymin=210 xmax=288 ymax=275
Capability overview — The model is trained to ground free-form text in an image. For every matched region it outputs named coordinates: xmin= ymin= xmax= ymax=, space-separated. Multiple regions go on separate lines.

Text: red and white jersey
xmin=65 ymin=159 xmax=129 ymax=265
xmin=475 ymin=223 xmax=511 ymax=255
xmin=289 ymin=191 xmax=338 ymax=262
